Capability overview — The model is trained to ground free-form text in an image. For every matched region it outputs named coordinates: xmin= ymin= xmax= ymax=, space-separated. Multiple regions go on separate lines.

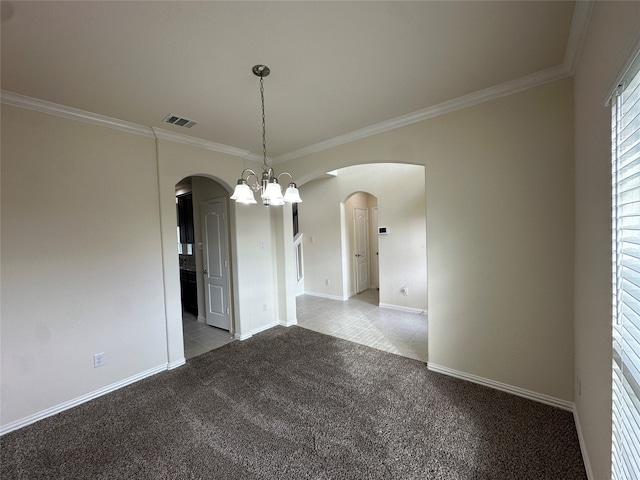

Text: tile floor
xmin=182 ymin=312 xmax=235 ymax=359
xmin=182 ymin=289 xmax=428 ymax=362
xmin=296 ymin=289 xmax=429 ymax=362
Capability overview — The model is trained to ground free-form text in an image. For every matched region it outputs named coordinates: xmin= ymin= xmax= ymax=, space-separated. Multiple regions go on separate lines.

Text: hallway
xmin=296 ymin=289 xmax=428 ymax=362
xmin=183 ymin=290 xmax=428 ymax=362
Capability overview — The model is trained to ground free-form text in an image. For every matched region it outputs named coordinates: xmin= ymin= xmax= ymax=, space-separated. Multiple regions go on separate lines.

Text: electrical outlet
xmin=325 ymin=279 xmax=330 ymax=286
xmin=401 ymin=287 xmax=409 ymax=296
xmin=259 ymin=240 xmax=265 ymax=250
xmin=94 ymin=352 xmax=106 ymax=368
xmin=262 ymin=303 xmax=267 ymax=312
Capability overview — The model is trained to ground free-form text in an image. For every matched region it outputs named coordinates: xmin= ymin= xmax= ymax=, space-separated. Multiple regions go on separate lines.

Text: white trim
xmin=573 ymin=407 xmax=594 ymax=480
xmin=279 ymin=318 xmax=298 ymax=327
xmin=0 ymin=90 xmax=154 ymax=137
xmin=1 ymin=62 xmax=573 ymax=167
xmin=379 ymin=303 xmax=427 ymax=315
xmin=0 ymin=91 xmax=262 ymax=162
xmin=304 ymin=291 xmax=348 ymax=302
xmin=427 ymin=362 xmax=574 ymax=412
xmin=0 ymin=364 xmax=167 ymax=436
xmin=272 ymin=3 xmax=592 ymax=163
xmin=2 ymin=64 xmax=573 ymax=168
xmin=0 ymin=3 xmax=591 ymax=165
xmin=167 ymin=358 xmax=186 ymax=370
xmin=236 ymin=321 xmax=281 ymax=341
xmin=272 ymin=65 xmax=571 ymax=163
xmin=563 ymin=1 xmax=594 ymax=76
xmin=152 ymin=127 xmax=262 ymax=162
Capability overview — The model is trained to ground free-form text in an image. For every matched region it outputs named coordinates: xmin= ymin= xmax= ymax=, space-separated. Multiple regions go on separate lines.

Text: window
xmin=611 ymin=51 xmax=640 ymax=480
xmin=292 ymin=203 xmax=299 ymax=237
xmin=293 ymin=232 xmax=304 ymax=283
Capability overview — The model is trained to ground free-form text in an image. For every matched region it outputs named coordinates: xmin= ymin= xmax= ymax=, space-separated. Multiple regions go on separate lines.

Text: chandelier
xmin=230 ymin=65 xmax=302 ymax=207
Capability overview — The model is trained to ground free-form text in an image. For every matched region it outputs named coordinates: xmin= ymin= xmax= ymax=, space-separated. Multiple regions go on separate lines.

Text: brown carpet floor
xmin=1 ymin=326 xmax=586 ymax=479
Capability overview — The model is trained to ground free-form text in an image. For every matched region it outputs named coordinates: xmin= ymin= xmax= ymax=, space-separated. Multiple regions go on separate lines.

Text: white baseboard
xmin=304 ymin=292 xmax=428 ymax=315
xmin=427 ymin=362 xmax=574 ymax=411
xmin=236 ymin=321 xmax=280 ymax=341
xmin=168 ymin=357 xmax=186 ymax=370
xmin=0 ymin=363 xmax=168 ymax=436
xmin=573 ymin=407 xmax=594 ymax=480
xmin=304 ymin=291 xmax=347 ymax=301
xmin=279 ymin=318 xmax=298 ymax=327
xmin=236 ymin=319 xmax=297 ymax=341
xmin=379 ymin=303 xmax=427 ymax=315
xmin=197 ymin=315 xmax=206 ymax=323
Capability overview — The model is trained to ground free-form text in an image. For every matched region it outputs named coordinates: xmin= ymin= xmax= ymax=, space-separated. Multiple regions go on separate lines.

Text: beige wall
xmin=0 ymin=107 xmax=291 ymax=429
xmin=573 ymin=2 xmax=640 ymax=479
xmin=283 ymin=78 xmax=575 ymax=403
xmin=0 ymin=105 xmax=167 ymax=425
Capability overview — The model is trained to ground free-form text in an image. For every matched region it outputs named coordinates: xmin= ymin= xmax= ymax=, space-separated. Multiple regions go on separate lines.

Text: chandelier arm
xmin=276 ymin=172 xmax=293 ymax=183
xmin=240 ymin=168 xmax=260 ymax=190
xmin=241 ymin=168 xmax=258 ymax=181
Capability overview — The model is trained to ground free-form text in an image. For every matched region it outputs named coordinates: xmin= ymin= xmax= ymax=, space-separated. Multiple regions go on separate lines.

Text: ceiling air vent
xmin=164 ymin=114 xmax=197 ymax=128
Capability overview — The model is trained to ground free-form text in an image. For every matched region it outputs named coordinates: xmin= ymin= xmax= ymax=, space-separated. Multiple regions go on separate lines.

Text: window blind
xmin=612 ymin=52 xmax=640 ymax=480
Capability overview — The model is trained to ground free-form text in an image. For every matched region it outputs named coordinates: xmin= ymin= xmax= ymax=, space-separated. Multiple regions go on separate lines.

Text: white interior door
xmin=370 ymin=207 xmax=379 ymax=289
xmin=202 ymin=198 xmax=231 ymax=330
xmin=354 ymin=207 xmax=370 ymax=293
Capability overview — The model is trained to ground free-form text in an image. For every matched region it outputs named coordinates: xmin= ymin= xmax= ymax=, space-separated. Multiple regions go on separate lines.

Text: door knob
xmin=203 ymin=269 xmax=208 ymax=274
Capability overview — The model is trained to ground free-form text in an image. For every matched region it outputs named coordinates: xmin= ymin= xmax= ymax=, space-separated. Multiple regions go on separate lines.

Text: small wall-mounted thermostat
xmin=378 ymin=226 xmax=388 ymax=235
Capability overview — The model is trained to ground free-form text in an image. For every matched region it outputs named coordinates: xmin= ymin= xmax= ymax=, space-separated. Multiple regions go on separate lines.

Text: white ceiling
xmin=1 ymin=1 xmax=582 ymax=160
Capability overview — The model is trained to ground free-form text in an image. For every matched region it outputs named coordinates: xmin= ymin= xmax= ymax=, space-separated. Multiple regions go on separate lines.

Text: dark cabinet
xmin=180 ymin=269 xmax=197 ymax=315
xmin=176 ymin=193 xmax=195 ymax=244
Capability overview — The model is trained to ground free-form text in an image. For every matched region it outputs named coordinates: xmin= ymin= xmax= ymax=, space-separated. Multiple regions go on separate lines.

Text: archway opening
xmin=175 ymin=175 xmax=235 ymax=360
xmin=294 ymin=163 xmax=428 ymax=362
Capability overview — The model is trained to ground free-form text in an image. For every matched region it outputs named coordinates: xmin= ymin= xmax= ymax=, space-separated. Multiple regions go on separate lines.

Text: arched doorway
xmin=296 ymin=163 xmax=427 ymax=312
xmin=175 ymin=175 xmax=235 ymax=359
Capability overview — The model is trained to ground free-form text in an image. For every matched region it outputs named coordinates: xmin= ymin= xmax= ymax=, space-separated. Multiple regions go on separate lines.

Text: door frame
xmin=370 ymin=207 xmax=379 ymax=289
xmin=354 ymin=206 xmax=370 ymax=294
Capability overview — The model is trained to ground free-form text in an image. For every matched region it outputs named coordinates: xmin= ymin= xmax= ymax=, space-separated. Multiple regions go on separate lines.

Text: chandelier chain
xmin=260 ymin=76 xmax=267 ymax=167
xmin=230 ymin=65 xmax=302 ymax=206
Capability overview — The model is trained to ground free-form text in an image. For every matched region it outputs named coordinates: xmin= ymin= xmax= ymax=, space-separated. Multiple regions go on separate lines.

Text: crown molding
xmin=273 ymin=63 xmax=571 ymax=163
xmin=272 ymin=3 xmax=592 ymax=164
xmin=2 ymin=4 xmax=591 ymax=165
xmin=152 ymin=127 xmax=262 ymax=162
xmin=0 ymin=90 xmax=263 ymax=162
xmin=0 ymin=90 xmax=154 ymax=138
xmin=563 ymin=1 xmax=594 ymax=76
